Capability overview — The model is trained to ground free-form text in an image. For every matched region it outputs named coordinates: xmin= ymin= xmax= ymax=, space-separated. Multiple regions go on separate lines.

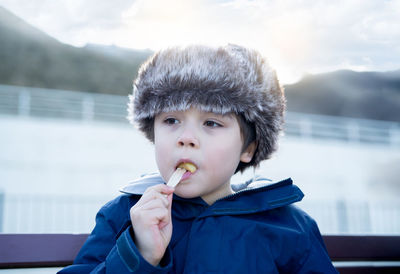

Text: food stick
xmin=167 ymin=168 xmax=186 ymax=188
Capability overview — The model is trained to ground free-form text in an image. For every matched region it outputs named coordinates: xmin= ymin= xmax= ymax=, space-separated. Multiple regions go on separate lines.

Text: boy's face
xmin=154 ymin=107 xmax=255 ymax=205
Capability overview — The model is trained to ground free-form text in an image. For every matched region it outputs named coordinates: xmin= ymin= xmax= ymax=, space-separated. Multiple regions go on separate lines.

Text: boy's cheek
xmin=207 ymin=149 xmax=239 ymax=172
xmin=212 ymin=144 xmax=241 ymax=161
xmin=154 ymin=137 xmax=172 ymax=154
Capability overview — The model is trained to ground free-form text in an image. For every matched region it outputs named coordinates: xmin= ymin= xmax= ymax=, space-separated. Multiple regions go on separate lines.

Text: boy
xmin=60 ymin=45 xmax=337 ymax=273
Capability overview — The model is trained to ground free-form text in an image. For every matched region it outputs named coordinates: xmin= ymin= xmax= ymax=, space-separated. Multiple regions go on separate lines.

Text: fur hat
xmin=127 ymin=44 xmax=286 ymax=170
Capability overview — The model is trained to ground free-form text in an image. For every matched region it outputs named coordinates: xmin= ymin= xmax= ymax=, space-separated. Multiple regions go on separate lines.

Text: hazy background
xmin=0 ymin=0 xmax=399 ymax=235
xmin=1 ymin=0 xmax=400 ymax=83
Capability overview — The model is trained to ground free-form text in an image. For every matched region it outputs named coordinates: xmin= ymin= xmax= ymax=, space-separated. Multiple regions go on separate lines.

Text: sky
xmin=1 ymin=0 xmax=399 ymax=84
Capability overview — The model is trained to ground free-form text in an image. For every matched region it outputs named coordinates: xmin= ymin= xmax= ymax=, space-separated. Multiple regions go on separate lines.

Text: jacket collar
xmin=120 ymin=174 xmax=304 ymax=217
xmin=120 ymin=173 xmax=165 ymax=195
xmin=202 ymin=178 xmax=303 ymax=217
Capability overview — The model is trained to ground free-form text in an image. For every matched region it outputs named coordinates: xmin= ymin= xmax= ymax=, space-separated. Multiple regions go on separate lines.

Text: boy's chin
xmin=173 ymin=186 xmax=200 ymax=200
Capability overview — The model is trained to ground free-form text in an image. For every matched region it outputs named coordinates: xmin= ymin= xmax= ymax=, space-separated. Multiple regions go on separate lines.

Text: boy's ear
xmin=240 ymin=141 xmax=257 ymax=163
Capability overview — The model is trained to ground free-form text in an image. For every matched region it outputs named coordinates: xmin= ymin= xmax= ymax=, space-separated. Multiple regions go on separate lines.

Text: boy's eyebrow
xmin=209 ymin=112 xmax=236 ymax=120
xmin=156 ymin=111 xmax=180 ymax=117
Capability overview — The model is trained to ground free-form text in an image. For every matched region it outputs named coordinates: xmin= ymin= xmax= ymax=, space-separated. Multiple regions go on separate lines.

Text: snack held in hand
xmin=166 ymin=163 xmax=197 ymax=188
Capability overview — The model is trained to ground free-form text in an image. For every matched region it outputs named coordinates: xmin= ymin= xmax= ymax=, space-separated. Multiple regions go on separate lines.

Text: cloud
xmin=1 ymin=0 xmax=399 ymax=83
xmin=0 ymin=0 xmax=133 ymax=43
xmin=115 ymin=0 xmax=400 ymax=81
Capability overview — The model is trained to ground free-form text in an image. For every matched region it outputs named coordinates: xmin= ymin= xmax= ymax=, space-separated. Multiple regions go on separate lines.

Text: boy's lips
xmin=175 ymin=159 xmax=198 ymax=174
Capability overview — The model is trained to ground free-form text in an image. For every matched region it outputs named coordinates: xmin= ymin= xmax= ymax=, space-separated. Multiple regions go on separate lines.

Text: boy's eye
xmin=164 ymin=118 xmax=179 ymax=125
xmin=204 ymin=120 xmax=222 ymax=128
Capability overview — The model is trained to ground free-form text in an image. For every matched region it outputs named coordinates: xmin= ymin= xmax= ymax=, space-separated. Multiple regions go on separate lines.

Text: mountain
xmin=284 ymin=70 xmax=400 ymax=122
xmin=0 ymin=6 xmax=152 ymax=95
xmin=84 ymin=44 xmax=152 ymax=61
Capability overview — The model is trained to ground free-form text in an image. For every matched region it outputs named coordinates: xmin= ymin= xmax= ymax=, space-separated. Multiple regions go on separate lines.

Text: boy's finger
xmin=167 ymin=193 xmax=173 ymax=211
xmin=165 ymin=193 xmax=173 ymax=225
xmin=145 ymin=184 xmax=175 ymax=196
xmin=153 ymin=207 xmax=171 ymax=229
xmin=140 ymin=197 xmax=169 ymax=210
xmin=147 ymin=191 xmax=169 ymax=207
xmin=138 ymin=207 xmax=169 ymax=228
xmin=152 ymin=183 xmax=175 ymax=194
xmin=139 ymin=186 xmax=172 ymax=205
xmin=153 ymin=207 xmax=169 ymax=221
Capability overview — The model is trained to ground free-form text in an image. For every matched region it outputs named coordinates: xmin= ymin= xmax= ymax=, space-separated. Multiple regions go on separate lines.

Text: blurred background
xmin=0 ymin=0 xmax=399 ymax=236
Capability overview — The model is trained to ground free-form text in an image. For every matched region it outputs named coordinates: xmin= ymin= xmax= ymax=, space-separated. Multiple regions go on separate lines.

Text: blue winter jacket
xmin=59 ymin=175 xmax=337 ymax=273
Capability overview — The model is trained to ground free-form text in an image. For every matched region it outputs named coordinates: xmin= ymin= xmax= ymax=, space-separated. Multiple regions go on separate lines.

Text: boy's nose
xmin=177 ymin=129 xmax=199 ymax=148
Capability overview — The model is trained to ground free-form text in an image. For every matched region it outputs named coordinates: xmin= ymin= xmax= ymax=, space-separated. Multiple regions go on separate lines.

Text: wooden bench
xmin=1 ymin=234 xmax=399 ymax=273
xmin=323 ymin=235 xmax=400 ymax=274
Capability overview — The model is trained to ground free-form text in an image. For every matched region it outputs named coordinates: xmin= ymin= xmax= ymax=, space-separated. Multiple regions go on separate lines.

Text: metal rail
xmin=1 ymin=84 xmax=399 ymax=146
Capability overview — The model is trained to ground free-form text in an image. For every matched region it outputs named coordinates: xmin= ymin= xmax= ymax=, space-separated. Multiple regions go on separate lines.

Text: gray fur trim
xmin=127 ymin=44 xmax=286 ymax=170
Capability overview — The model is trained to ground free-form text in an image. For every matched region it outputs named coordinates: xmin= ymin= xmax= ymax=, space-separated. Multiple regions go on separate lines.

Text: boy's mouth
xmin=177 ymin=162 xmax=197 ymax=173
xmin=171 ymin=161 xmax=198 ymax=183
xmin=167 ymin=161 xmax=197 ymax=187
xmin=176 ymin=161 xmax=197 ymax=173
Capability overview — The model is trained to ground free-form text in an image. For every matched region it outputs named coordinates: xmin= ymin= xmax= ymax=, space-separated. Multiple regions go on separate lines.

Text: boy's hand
xmin=130 ymin=184 xmax=174 ymax=266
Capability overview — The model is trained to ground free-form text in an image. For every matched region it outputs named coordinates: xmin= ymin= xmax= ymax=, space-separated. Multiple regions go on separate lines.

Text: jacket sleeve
xmin=58 ymin=196 xmax=173 ymax=274
xmin=295 ymin=218 xmax=338 ymax=274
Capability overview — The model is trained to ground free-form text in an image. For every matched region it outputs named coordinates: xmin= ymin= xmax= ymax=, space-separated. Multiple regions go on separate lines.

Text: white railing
xmin=0 ymin=84 xmax=127 ymax=122
xmin=0 ymin=192 xmax=113 ymax=233
xmin=299 ymin=199 xmax=400 ymax=235
xmin=285 ymin=112 xmax=400 ymax=146
xmin=1 ymin=84 xmax=399 ymax=146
